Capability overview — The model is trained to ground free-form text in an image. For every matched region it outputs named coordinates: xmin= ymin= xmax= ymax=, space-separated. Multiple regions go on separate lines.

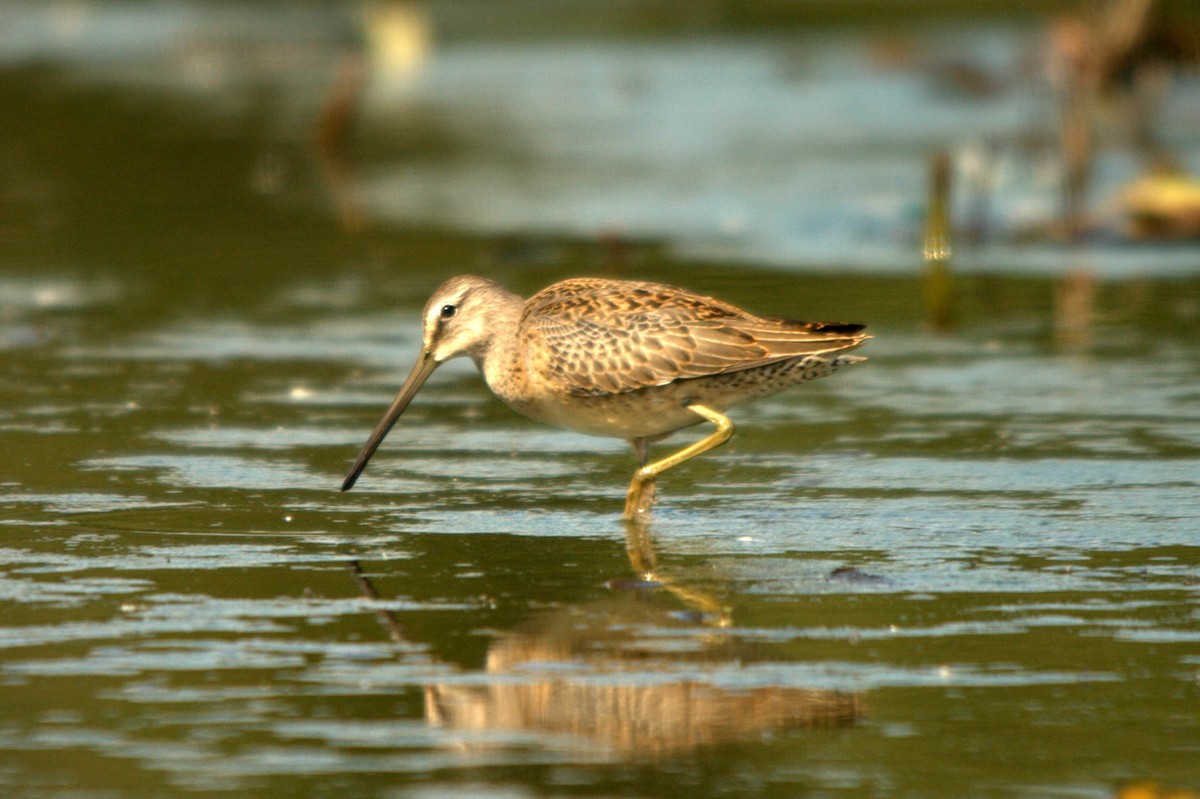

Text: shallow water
xmin=2 ymin=3 xmax=1199 ymax=798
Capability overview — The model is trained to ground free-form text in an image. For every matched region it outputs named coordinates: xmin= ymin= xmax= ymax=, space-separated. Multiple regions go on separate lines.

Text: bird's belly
xmin=496 ymin=353 xmax=862 ymax=441
xmin=504 ymin=388 xmax=703 ymax=441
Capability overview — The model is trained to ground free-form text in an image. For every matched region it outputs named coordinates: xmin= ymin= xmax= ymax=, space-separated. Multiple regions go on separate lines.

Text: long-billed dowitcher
xmin=342 ymin=276 xmax=868 ymax=518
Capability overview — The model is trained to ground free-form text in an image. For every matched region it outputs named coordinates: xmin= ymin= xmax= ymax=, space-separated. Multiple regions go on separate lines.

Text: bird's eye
xmin=440 ymin=304 xmax=457 ymax=320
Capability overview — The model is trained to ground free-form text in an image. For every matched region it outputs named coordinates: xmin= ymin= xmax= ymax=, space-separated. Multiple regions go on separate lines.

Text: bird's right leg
xmin=622 ymin=404 xmax=734 ymax=520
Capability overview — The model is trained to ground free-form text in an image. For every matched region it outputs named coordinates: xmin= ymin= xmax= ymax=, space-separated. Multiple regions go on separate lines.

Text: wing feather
xmin=520 ymin=278 xmax=868 ymax=397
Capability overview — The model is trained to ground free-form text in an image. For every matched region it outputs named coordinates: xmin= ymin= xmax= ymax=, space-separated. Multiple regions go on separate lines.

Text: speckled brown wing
xmin=520 ymin=278 xmax=868 ymax=397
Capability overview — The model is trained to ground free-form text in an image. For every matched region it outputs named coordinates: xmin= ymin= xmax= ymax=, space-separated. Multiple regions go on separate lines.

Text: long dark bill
xmin=341 ymin=351 xmax=438 ymax=491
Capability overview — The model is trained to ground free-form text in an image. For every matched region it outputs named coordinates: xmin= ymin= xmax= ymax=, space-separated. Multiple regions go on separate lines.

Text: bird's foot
xmin=622 ymin=473 xmax=657 ymax=520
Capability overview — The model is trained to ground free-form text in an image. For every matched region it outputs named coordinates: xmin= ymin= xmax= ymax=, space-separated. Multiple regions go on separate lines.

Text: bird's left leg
xmin=622 ymin=403 xmax=734 ymax=520
xmin=627 ymin=437 xmax=656 ymax=518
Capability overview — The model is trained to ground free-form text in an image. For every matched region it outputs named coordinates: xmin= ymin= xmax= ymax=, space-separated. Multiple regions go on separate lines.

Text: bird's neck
xmin=472 ymin=290 xmax=526 ymax=403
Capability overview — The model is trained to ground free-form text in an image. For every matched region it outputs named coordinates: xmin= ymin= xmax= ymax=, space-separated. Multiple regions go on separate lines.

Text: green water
xmin=2 ymin=6 xmax=1199 ymax=798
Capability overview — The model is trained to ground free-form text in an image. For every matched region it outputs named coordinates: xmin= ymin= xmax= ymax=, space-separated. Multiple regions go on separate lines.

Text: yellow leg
xmin=622 ymin=403 xmax=734 ymax=519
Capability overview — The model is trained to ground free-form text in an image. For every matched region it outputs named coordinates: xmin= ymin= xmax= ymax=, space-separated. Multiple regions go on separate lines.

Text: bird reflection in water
xmin=346 ymin=530 xmax=863 ymax=759
xmin=422 ymin=602 xmax=862 ymax=758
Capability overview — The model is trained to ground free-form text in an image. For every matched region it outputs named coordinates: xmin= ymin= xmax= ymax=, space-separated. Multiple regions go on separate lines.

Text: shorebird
xmin=341 ymin=275 xmax=869 ymax=518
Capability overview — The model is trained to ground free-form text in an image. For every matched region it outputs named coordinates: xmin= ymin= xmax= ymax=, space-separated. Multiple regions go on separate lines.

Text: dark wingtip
xmin=782 ymin=319 xmax=867 ymax=335
xmin=816 ymin=321 xmax=866 ymax=334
